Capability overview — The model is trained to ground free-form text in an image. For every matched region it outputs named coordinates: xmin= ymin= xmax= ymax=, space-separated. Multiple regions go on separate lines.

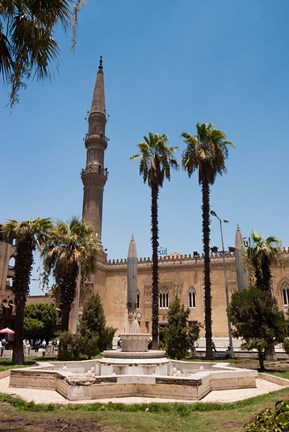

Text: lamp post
xmin=210 ymin=210 xmax=234 ymax=358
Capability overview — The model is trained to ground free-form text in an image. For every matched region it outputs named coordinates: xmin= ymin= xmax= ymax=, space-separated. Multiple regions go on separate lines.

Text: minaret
xmin=235 ymin=225 xmax=248 ymax=290
xmin=81 ymin=56 xmax=108 ymax=238
xmin=127 ymin=236 xmax=138 ymax=315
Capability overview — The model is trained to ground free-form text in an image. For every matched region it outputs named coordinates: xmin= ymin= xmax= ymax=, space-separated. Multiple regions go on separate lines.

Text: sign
xmin=158 ymin=247 xmax=167 ymax=256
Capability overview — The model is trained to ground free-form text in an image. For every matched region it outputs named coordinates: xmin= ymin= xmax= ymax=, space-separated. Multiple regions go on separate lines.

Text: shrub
xmin=163 ymin=297 xmax=201 ymax=359
xmin=78 ymin=293 xmax=116 ymax=353
xmin=58 ymin=331 xmax=84 ymax=361
xmin=244 ymin=400 xmax=289 ymax=431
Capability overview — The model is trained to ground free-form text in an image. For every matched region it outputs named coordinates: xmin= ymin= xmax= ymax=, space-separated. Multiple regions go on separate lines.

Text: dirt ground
xmin=0 ymin=406 xmax=121 ymax=432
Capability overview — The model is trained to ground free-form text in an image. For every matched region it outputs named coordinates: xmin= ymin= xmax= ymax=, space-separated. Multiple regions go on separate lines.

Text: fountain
xmin=103 ymin=235 xmax=165 ymax=359
xmin=8 ymin=237 xmax=258 ymax=401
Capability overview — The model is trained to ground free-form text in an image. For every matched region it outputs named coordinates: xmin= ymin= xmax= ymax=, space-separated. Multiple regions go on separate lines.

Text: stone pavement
xmin=0 ymin=375 xmax=286 ymax=405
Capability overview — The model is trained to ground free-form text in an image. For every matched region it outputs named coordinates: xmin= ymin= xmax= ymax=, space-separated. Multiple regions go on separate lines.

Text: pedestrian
xmin=117 ymin=337 xmax=122 ymax=349
xmin=212 ymin=341 xmax=217 ymax=352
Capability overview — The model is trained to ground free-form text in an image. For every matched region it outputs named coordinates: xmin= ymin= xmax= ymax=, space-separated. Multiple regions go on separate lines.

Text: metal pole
xmin=219 ymin=218 xmax=235 ymax=358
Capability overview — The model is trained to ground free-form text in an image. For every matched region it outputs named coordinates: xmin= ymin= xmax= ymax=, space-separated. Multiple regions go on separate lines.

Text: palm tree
xmin=0 ymin=0 xmax=84 ymax=105
xmin=41 ymin=217 xmax=101 ymax=331
xmin=247 ymin=231 xmax=282 ymax=293
xmin=182 ymin=123 xmax=234 ymax=359
xmin=246 ymin=231 xmax=283 ymax=360
xmin=1 ymin=218 xmax=52 ymax=364
xmin=130 ymin=133 xmax=178 ymax=350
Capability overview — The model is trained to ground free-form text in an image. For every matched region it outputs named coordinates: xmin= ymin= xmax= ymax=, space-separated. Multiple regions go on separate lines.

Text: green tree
xmin=1 ymin=218 xmax=52 ymax=364
xmin=130 ymin=133 xmax=178 ymax=349
xmin=164 ymin=297 xmax=200 ymax=360
xmin=0 ymin=0 xmax=84 ymax=105
xmin=246 ymin=231 xmax=282 ymax=292
xmin=23 ymin=317 xmax=44 ymax=340
xmin=78 ymin=293 xmax=116 ymax=358
xmin=182 ymin=123 xmax=234 ymax=359
xmin=24 ymin=303 xmax=57 ymax=341
xmin=228 ymin=286 xmax=286 ymax=370
xmin=41 ymin=217 xmax=101 ymax=332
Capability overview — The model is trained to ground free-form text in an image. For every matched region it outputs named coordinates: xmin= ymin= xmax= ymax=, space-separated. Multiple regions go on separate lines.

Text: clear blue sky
xmin=1 ymin=1 xmax=289 ymax=294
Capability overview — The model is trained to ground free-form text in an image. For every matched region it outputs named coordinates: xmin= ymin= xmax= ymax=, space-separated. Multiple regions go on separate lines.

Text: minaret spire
xmin=98 ymin=55 xmax=103 ymax=70
xmin=81 ymin=56 xmax=108 ymax=239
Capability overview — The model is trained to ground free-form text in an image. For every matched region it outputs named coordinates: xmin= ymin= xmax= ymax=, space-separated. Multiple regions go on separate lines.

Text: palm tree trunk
xmin=12 ymin=300 xmax=25 ymax=365
xmin=12 ymin=238 xmax=34 ymax=365
xmin=59 ymin=264 xmax=78 ymax=332
xmin=151 ymin=184 xmax=159 ymax=350
xmin=202 ymin=181 xmax=213 ymax=359
xmin=261 ymin=256 xmax=273 ymax=292
xmin=61 ymin=308 xmax=71 ymax=332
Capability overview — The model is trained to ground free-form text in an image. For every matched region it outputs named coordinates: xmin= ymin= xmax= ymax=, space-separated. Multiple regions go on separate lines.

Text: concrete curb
xmin=259 ymin=372 xmax=289 ymax=387
xmin=0 ymin=370 xmax=10 ymax=379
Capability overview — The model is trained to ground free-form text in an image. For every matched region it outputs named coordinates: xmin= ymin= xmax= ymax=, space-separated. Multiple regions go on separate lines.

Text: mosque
xmin=1 ymin=58 xmax=289 ymax=344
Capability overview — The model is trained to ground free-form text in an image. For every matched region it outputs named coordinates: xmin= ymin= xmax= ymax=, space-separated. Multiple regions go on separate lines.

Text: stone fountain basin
xmin=9 ymin=359 xmax=258 ymax=401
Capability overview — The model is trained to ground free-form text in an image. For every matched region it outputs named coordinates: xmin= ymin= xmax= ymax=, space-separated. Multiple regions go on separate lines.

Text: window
xmin=159 ymin=287 xmax=169 ymax=308
xmin=136 ymin=290 xmax=140 ymax=309
xmin=188 ymin=287 xmax=196 ymax=308
xmin=282 ymin=282 xmax=289 ymax=306
xmin=8 ymin=256 xmax=15 ymax=270
xmin=6 ymin=277 xmax=13 ymax=289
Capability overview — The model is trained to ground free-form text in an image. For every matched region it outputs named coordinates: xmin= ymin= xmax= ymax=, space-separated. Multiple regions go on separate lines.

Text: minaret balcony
xmin=81 ymin=164 xmax=108 ymax=179
xmin=85 ymin=135 xmax=108 ymax=150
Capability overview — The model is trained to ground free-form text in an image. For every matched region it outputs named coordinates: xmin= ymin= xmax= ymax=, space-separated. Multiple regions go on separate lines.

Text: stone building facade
xmin=68 ymin=57 xmax=289 ymax=340
xmin=1 ymin=59 xmax=289 ymax=343
xmin=69 ymin=245 xmax=289 ymax=339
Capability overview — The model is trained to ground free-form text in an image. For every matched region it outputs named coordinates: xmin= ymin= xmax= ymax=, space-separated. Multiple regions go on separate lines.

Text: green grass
xmin=1 ymin=389 xmax=289 ymax=431
xmin=265 ymin=369 xmax=289 ymax=380
xmin=0 ymin=355 xmax=60 ymax=372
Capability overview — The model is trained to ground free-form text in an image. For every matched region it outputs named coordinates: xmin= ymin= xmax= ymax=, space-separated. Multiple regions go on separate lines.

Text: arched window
xmin=8 ymin=256 xmax=15 ymax=269
xmin=188 ymin=287 xmax=196 ymax=308
xmin=282 ymin=282 xmax=289 ymax=306
xmin=159 ymin=287 xmax=169 ymax=308
xmin=136 ymin=290 xmax=140 ymax=309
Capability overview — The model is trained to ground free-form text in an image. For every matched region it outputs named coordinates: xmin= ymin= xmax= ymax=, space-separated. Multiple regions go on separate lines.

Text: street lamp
xmin=210 ymin=210 xmax=235 ymax=358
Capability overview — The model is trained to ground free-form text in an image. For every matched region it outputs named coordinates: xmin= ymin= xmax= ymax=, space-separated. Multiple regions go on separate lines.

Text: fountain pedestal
xmin=121 ymin=333 xmax=150 ymax=352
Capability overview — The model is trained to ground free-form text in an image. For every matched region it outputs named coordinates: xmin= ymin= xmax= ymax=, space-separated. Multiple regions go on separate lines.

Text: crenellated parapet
xmin=106 ymin=249 xmax=238 ymax=267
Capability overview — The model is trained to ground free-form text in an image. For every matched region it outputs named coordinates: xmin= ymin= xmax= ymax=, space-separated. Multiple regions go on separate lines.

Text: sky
xmin=1 ymin=0 xmax=289 ymax=295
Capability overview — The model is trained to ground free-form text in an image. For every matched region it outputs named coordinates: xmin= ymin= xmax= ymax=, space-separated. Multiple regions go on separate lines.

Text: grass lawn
xmin=1 ymin=358 xmax=289 ymax=431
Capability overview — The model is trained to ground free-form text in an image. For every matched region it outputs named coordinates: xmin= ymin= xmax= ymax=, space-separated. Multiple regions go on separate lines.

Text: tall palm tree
xmin=246 ymin=231 xmax=283 ymax=360
xmin=130 ymin=132 xmax=178 ymax=350
xmin=41 ymin=217 xmax=101 ymax=331
xmin=182 ymin=123 xmax=234 ymax=359
xmin=247 ymin=231 xmax=282 ymax=292
xmin=1 ymin=218 xmax=52 ymax=364
xmin=0 ymin=0 xmax=84 ymax=105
